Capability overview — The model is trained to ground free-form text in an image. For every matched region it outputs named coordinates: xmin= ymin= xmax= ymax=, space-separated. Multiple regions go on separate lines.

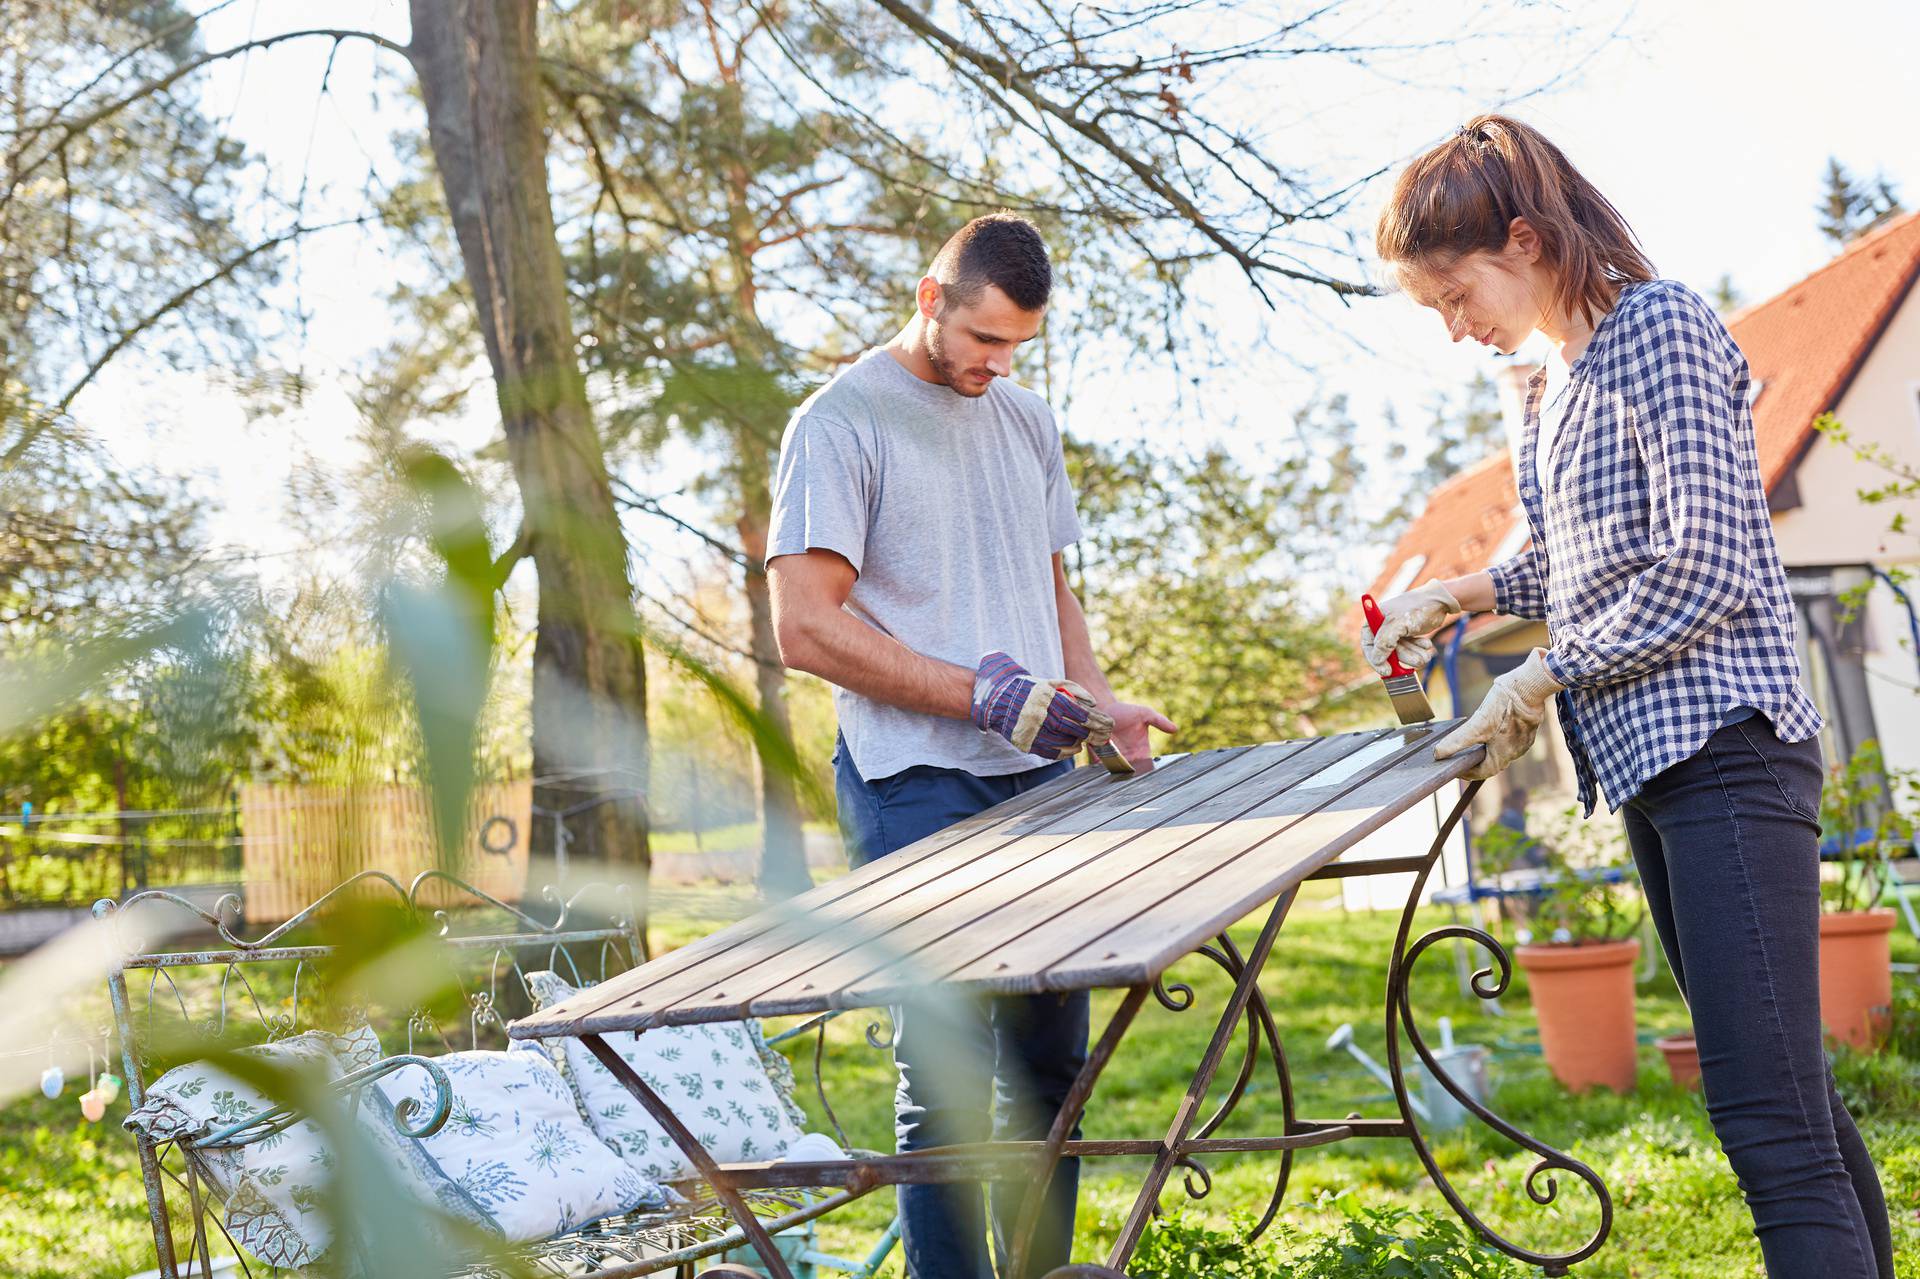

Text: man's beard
xmin=926 ymin=321 xmax=988 ymax=398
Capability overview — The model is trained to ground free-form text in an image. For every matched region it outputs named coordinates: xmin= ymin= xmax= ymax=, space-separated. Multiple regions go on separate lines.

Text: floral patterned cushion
xmin=122 ymin=1025 xmax=384 ymax=1268
xmin=521 ymin=971 xmax=806 ymax=1184
xmin=367 ymin=1049 xmax=665 ymax=1242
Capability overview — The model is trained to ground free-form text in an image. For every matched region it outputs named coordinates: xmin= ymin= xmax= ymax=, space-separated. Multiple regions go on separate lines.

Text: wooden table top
xmin=511 ymin=721 xmax=1474 ymax=1040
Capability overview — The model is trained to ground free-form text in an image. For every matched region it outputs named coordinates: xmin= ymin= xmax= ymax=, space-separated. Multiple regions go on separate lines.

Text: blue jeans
xmin=834 ymin=738 xmax=1088 ymax=1279
xmin=1623 ymin=717 xmax=1892 ymax=1278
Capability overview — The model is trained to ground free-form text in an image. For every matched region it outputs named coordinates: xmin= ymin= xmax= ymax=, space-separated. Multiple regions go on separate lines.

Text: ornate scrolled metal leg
xmin=1383 ymin=783 xmax=1612 ymax=1275
xmin=1159 ymin=933 xmax=1298 ymax=1240
xmin=1123 ymin=930 xmax=1302 ymax=1245
xmin=810 ymin=1016 xmax=853 ymax=1152
xmin=1203 ymin=932 xmax=1298 ymax=1240
xmin=1104 ymin=888 xmax=1300 ymax=1272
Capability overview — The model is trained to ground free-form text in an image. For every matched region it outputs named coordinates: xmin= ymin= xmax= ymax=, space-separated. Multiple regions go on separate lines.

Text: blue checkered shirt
xmin=1487 ymin=279 xmax=1821 ymax=814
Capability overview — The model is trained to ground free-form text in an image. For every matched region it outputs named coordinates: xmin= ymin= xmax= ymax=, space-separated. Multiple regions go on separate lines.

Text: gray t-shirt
xmin=767 ymin=348 xmax=1083 ymax=781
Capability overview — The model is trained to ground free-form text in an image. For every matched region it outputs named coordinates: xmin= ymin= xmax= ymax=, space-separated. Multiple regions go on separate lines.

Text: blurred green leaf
xmin=380 ymin=450 xmax=498 ymax=867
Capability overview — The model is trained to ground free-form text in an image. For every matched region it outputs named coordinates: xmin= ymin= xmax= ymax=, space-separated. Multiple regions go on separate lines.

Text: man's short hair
xmin=929 ymin=213 xmax=1052 ymax=313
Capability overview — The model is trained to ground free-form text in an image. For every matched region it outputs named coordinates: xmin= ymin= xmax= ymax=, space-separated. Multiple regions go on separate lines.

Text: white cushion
xmin=370 ymin=1049 xmax=665 ymax=1242
xmin=522 ymin=971 xmax=805 ymax=1183
xmin=122 ymin=1025 xmax=383 ymax=1268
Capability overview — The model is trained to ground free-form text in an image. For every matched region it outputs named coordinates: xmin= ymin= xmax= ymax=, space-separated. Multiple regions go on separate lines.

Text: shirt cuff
xmin=1486 ymin=560 xmax=1521 ymax=615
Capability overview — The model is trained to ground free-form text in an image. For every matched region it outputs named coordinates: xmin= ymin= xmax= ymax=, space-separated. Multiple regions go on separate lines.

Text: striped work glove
xmin=971 ymin=652 xmax=1115 ymax=761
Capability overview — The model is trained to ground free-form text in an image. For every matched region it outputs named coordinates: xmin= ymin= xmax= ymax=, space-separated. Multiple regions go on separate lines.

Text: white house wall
xmin=1862 ymin=579 xmax=1920 ymax=779
xmin=1336 ymin=784 xmax=1474 ymax=912
xmin=1773 ymin=283 xmax=1920 ymax=569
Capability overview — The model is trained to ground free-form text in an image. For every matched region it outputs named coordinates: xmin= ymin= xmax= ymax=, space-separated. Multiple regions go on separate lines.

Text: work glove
xmin=1433 ymin=648 xmax=1564 ymax=780
xmin=971 ymin=652 xmax=1115 ymax=761
xmin=1362 ymin=581 xmax=1462 ymax=677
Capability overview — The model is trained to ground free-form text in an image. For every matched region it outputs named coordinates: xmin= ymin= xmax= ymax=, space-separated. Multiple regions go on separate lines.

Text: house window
xmin=1490 ymin=516 xmax=1529 ymax=564
xmin=1382 ymin=554 xmax=1427 ymax=597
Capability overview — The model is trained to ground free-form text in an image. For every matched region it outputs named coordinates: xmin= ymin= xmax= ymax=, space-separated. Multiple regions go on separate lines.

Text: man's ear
xmin=1506 ymin=216 xmax=1543 ymax=264
xmin=916 ymin=275 xmax=942 ymax=320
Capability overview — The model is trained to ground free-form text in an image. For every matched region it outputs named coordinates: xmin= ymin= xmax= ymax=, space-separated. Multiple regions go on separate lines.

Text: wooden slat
xmin=654 ymin=741 xmax=1321 ymax=1026
xmin=840 ymin=729 xmax=1402 ymax=1006
xmin=991 ymin=725 xmax=1467 ymax=993
xmin=513 ymin=758 xmax=1120 ymax=1035
xmin=555 ymin=749 xmax=1259 ymax=1034
xmin=1045 ymin=739 xmax=1474 ymax=989
xmin=511 ymin=725 xmax=1483 ymax=1038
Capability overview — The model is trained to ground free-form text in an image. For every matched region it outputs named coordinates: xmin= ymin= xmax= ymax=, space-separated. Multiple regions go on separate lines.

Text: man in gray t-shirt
xmin=767 ymin=214 xmax=1173 ymax=1278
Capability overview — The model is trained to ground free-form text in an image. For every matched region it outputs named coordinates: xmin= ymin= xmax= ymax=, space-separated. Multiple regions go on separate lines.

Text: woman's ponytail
xmin=1376 ymin=115 xmax=1654 ymax=324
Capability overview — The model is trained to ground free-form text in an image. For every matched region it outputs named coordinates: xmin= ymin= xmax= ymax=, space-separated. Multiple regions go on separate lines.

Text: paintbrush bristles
xmin=1382 ymin=673 xmax=1436 ymax=724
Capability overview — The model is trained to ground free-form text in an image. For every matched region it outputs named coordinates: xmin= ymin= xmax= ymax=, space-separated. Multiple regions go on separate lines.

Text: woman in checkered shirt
xmin=1364 ymin=115 xmax=1890 ymax=1278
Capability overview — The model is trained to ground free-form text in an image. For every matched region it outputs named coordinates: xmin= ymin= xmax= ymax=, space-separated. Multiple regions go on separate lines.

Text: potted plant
xmin=1654 ymin=1030 xmax=1701 ymax=1090
xmin=1478 ymin=807 xmax=1644 ymax=1092
xmin=1817 ymin=740 xmax=1910 ymax=1049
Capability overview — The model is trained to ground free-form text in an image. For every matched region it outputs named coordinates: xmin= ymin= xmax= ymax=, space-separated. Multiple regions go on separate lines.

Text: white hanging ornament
xmin=40 ymin=1065 xmax=64 ymax=1099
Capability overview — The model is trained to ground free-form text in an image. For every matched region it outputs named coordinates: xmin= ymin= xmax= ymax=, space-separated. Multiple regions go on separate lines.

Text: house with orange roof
xmin=1369 ymin=209 xmax=1920 ymax=826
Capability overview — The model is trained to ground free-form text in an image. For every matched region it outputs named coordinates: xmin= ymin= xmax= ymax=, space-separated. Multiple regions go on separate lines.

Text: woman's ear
xmin=1506 ymin=216 xmax=1543 ymax=264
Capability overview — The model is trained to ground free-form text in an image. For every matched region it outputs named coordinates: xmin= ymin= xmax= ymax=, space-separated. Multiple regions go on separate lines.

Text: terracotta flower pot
xmin=1516 ymin=938 xmax=1640 ymax=1092
xmin=1819 ymin=909 xmax=1897 ymax=1049
xmin=1655 ymin=1033 xmax=1701 ymax=1090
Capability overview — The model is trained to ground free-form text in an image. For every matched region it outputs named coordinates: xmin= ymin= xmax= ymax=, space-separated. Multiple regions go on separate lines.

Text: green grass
xmin=650 ymin=821 xmax=837 ymax=857
xmin=722 ymin=891 xmax=1920 ymax=1278
xmin=4 ymin=884 xmax=1916 ymax=1278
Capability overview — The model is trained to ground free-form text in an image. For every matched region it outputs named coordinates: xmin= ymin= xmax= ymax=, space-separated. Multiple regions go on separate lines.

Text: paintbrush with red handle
xmin=1361 ymin=593 xmax=1436 ymax=724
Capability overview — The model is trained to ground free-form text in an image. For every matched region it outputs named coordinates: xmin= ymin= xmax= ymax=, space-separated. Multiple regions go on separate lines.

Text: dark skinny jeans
xmin=1622 ymin=716 xmax=1892 ymax=1278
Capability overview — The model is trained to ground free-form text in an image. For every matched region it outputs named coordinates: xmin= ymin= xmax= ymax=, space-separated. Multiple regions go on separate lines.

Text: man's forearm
xmin=1056 ymin=577 xmax=1116 ymax=704
xmin=783 ymin=607 xmax=974 ymax=718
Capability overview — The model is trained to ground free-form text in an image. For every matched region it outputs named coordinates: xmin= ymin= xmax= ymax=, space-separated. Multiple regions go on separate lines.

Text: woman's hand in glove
xmin=1363 ymin=581 xmax=1462 ymax=676
xmin=1432 ymin=648 xmax=1564 ymax=780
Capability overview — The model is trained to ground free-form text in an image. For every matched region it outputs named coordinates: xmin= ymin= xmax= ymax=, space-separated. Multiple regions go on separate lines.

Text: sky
xmin=76 ymin=0 xmax=1920 ymax=611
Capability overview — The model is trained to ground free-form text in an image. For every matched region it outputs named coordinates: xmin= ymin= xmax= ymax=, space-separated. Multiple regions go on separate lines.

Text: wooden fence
xmin=238 ymin=782 xmax=532 ymax=923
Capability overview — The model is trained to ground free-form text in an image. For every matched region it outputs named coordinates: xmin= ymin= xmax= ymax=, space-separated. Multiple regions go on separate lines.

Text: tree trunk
xmin=705 ymin=63 xmax=809 ymax=900
xmin=407 ymin=0 xmax=649 ymax=897
xmin=737 ymin=506 xmax=811 ymax=898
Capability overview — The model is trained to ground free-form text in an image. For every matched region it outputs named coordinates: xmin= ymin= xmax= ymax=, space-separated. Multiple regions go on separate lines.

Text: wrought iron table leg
xmin=1104 ymin=887 xmax=1299 ymax=1270
xmin=1380 ymin=783 xmax=1613 ymax=1276
xmin=581 ymin=1033 xmax=796 ymax=1279
xmin=1004 ymin=984 xmax=1151 ymax=1279
xmin=1196 ymin=931 xmax=1297 ymax=1240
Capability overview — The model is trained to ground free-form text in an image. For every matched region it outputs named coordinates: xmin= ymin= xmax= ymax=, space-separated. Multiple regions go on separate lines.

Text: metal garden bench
xmin=98 ymin=870 xmax=889 ymax=1278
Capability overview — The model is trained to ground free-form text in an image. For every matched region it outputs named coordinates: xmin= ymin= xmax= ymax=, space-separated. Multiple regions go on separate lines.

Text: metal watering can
xmin=1325 ymin=1019 xmax=1489 ymax=1129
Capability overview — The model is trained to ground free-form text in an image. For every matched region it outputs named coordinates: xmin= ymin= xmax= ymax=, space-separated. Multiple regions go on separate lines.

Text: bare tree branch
xmin=51 ymin=213 xmax=376 ymax=414
xmin=0 ymin=0 xmax=243 ymax=149
xmin=861 ymin=0 xmax=1371 ymax=304
xmin=3 ymin=27 xmax=412 ymax=210
xmin=611 ymin=477 xmax=752 ymax=571
xmin=489 ymin=521 xmax=533 ymax=589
